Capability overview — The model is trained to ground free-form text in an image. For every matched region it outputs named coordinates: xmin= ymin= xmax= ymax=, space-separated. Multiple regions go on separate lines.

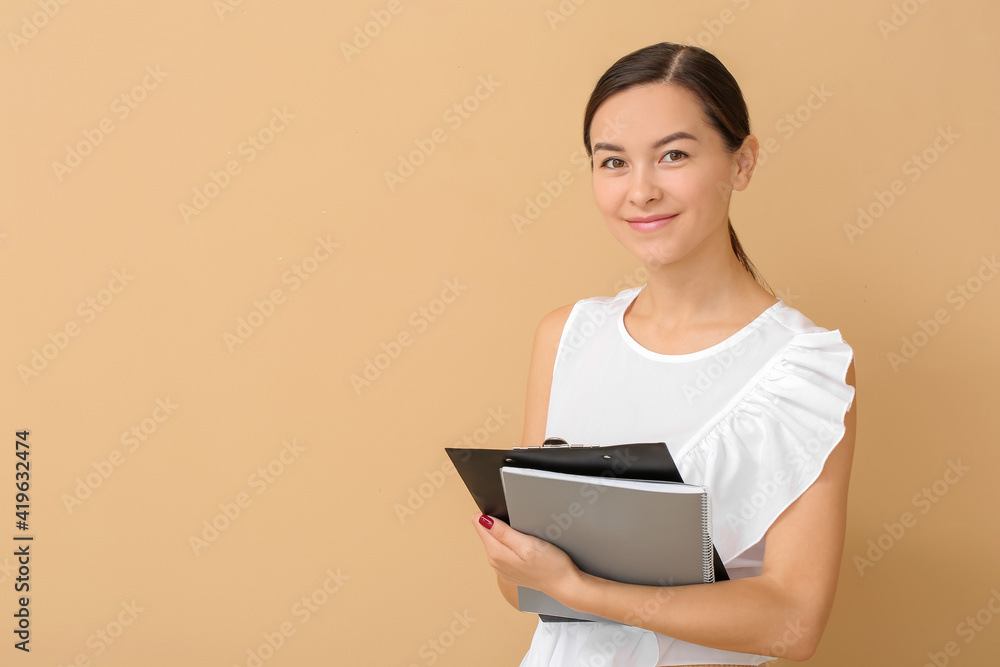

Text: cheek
xmin=672 ymin=172 xmax=711 ymax=202
xmin=592 ymin=182 xmax=617 ymax=217
xmin=690 ymin=165 xmax=735 ymax=207
xmin=592 ymin=178 xmax=630 ymax=215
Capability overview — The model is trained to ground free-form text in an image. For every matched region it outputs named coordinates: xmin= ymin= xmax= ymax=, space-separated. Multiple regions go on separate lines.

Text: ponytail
xmin=728 ymin=219 xmax=774 ymax=295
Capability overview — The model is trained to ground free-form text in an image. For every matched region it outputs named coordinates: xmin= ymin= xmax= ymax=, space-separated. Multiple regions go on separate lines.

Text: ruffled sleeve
xmin=673 ymin=329 xmax=856 ymax=565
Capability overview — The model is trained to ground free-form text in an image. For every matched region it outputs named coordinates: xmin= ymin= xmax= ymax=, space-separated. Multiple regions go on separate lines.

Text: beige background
xmin=3 ymin=0 xmax=998 ymax=665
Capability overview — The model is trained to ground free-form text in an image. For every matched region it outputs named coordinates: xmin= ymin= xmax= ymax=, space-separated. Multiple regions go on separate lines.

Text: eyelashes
xmin=598 ymin=150 xmax=688 ymax=170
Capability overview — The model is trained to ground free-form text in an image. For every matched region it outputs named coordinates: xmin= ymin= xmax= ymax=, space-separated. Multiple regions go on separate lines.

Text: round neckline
xmin=617 ymin=285 xmax=783 ymax=362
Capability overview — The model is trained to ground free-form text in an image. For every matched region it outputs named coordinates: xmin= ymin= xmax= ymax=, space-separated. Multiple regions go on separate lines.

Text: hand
xmin=470 ymin=513 xmax=583 ymax=601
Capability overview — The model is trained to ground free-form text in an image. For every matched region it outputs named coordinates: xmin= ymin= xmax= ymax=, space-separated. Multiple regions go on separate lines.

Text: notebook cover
xmin=502 ymin=468 xmax=714 ymax=623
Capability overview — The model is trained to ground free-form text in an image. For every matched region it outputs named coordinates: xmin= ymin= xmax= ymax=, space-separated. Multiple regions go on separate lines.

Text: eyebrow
xmin=592 ymin=131 xmax=698 ymax=153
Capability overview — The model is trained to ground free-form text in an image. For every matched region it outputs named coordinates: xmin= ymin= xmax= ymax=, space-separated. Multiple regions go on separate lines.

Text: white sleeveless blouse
xmin=518 ymin=285 xmax=855 ymax=667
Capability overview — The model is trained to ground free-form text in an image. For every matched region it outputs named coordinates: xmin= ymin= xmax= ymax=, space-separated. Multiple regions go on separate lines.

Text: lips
xmin=626 ymin=214 xmax=677 ymax=232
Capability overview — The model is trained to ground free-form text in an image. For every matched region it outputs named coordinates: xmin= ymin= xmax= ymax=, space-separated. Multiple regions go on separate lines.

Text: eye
xmin=599 ymin=157 xmax=626 ymax=170
xmin=662 ymin=150 xmax=688 ymax=163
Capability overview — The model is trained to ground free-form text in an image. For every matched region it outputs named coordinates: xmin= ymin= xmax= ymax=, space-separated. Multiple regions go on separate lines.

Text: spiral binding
xmin=700 ymin=486 xmax=715 ymax=583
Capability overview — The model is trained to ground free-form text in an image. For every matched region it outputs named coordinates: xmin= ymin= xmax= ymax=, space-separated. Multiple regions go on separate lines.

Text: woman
xmin=471 ymin=42 xmax=858 ymax=666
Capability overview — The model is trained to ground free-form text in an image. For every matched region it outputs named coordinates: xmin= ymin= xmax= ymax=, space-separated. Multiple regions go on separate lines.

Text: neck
xmin=633 ymin=226 xmax=772 ymax=327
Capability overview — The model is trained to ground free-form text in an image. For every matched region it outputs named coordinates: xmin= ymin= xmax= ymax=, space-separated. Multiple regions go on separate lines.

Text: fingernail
xmin=479 ymin=514 xmax=494 ymax=530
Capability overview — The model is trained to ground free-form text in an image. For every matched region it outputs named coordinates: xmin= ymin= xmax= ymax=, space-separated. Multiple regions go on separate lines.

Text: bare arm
xmin=481 ymin=361 xmax=858 ymax=660
xmin=520 ymin=304 xmax=575 ymax=448
xmin=495 ymin=304 xmax=575 ymax=609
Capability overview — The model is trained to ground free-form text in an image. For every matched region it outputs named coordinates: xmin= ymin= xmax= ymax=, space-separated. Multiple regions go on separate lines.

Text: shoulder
xmin=765 ymin=302 xmax=856 ymax=379
xmin=677 ymin=306 xmax=858 ymax=564
xmin=767 ymin=300 xmax=845 ymax=338
xmin=534 ymin=303 xmax=575 ymax=345
xmin=532 ymin=287 xmax=638 ymax=348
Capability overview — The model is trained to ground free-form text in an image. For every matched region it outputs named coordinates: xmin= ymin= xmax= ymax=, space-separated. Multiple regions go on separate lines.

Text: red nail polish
xmin=479 ymin=514 xmax=494 ymax=530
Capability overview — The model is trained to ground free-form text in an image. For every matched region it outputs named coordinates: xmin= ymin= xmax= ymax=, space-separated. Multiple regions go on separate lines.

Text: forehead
xmin=590 ymin=83 xmax=707 ymax=146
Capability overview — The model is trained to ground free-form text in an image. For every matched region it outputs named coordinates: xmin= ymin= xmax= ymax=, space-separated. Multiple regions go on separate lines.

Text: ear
xmin=731 ymin=134 xmax=759 ymax=191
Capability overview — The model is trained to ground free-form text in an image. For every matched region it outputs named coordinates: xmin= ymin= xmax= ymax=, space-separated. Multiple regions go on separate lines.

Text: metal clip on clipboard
xmin=513 ymin=437 xmax=603 ymax=450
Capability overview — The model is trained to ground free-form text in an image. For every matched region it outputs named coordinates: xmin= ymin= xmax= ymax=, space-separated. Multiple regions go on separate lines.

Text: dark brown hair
xmin=583 ymin=42 xmax=772 ymax=293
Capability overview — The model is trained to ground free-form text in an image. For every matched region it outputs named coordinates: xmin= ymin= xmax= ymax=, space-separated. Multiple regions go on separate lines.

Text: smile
xmin=626 ymin=214 xmax=677 ymax=232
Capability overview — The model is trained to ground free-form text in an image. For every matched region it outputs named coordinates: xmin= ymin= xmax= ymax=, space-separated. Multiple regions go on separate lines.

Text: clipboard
xmin=447 ymin=438 xmax=730 ymax=620
xmin=447 ymin=440 xmax=683 ymax=522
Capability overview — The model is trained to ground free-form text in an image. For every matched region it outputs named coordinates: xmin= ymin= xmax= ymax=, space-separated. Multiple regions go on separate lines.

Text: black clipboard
xmin=448 ymin=439 xmax=729 ymax=622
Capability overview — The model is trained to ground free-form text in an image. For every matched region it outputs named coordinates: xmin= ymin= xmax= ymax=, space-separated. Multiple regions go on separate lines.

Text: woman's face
xmin=589 ymin=83 xmax=754 ymax=270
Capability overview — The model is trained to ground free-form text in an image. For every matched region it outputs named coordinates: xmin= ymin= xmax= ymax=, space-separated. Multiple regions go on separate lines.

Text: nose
xmin=628 ymin=163 xmax=662 ymax=207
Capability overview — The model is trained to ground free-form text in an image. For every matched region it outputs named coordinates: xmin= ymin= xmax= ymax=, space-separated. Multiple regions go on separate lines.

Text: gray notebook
xmin=500 ymin=466 xmax=716 ymax=623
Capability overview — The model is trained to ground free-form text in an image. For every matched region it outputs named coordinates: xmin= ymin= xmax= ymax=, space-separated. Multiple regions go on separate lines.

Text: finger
xmin=475 ymin=515 xmax=549 ymax=562
xmin=471 ymin=513 xmax=504 ymax=541
xmin=477 ymin=514 xmax=510 ymax=539
xmin=473 ymin=514 xmax=522 ymax=558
